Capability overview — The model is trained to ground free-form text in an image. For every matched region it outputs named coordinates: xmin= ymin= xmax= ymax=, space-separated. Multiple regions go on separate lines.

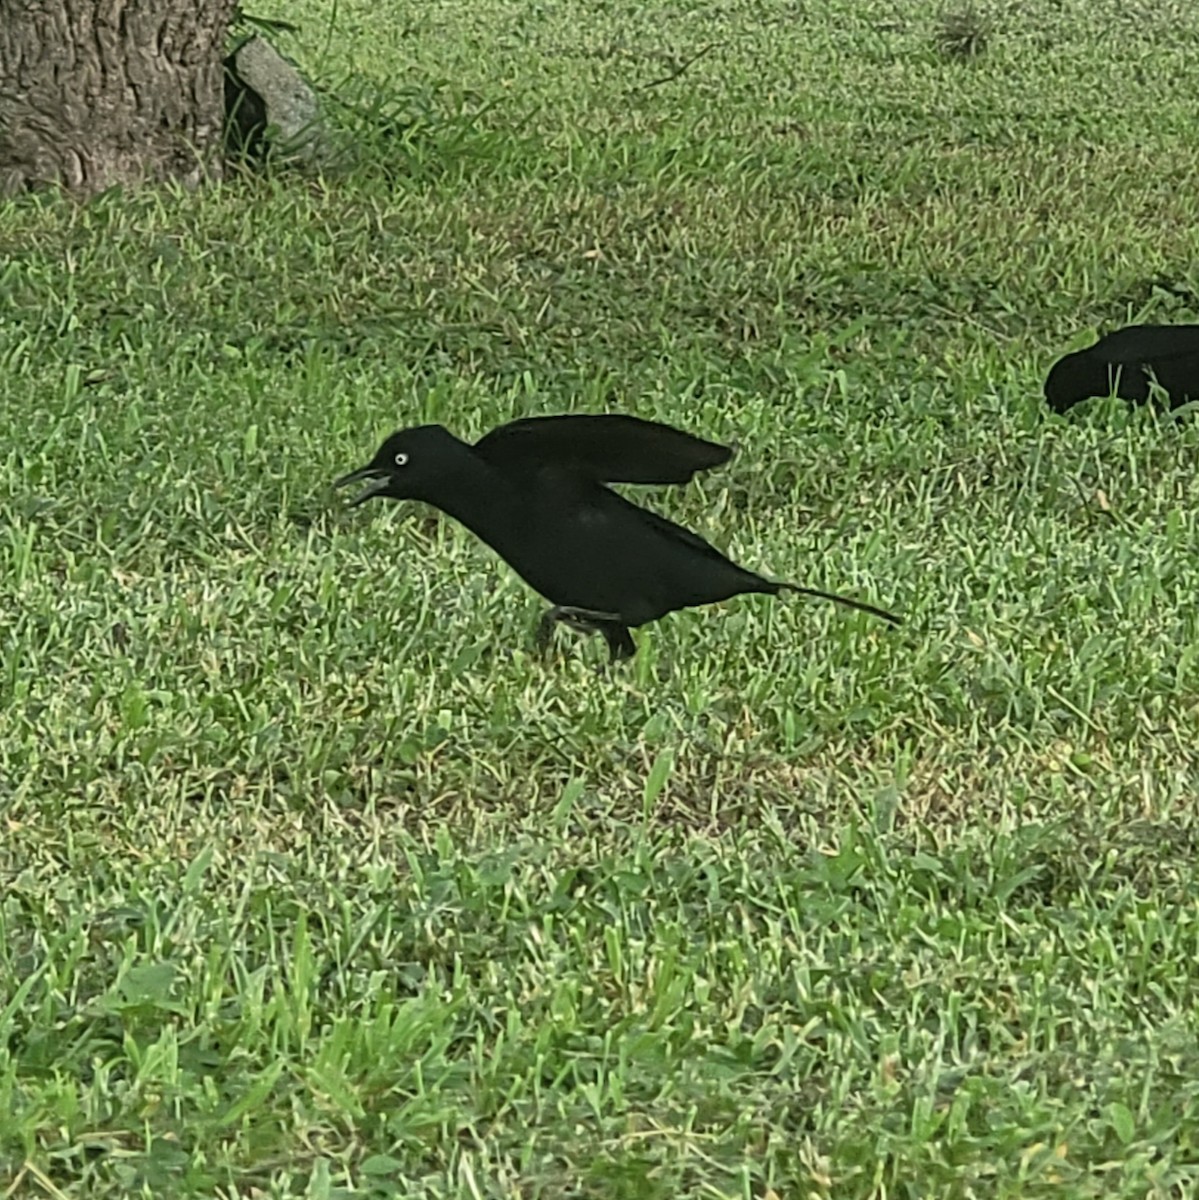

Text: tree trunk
xmin=0 ymin=0 xmax=238 ymax=198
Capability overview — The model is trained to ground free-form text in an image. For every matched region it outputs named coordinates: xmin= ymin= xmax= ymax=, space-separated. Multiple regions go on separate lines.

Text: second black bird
xmin=334 ymin=413 xmax=901 ymax=661
xmin=1044 ymin=324 xmax=1199 ymax=414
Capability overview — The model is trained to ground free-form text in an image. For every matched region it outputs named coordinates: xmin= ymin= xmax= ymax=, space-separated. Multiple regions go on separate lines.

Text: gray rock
xmin=225 ymin=36 xmax=329 ymax=165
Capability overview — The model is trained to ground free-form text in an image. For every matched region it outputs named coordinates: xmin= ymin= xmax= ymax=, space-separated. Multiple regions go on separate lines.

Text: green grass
xmin=3 ymin=0 xmax=1199 ymax=1194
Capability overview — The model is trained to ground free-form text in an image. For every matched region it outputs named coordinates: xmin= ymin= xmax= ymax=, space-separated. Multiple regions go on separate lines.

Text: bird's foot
xmin=533 ymin=606 xmax=633 ymax=664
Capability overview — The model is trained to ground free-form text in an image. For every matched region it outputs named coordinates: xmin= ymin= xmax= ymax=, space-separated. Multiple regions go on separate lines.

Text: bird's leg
xmin=533 ymin=606 xmax=626 ymax=659
xmin=534 ymin=608 xmax=560 ymax=656
xmin=598 ymin=622 xmax=637 ymax=662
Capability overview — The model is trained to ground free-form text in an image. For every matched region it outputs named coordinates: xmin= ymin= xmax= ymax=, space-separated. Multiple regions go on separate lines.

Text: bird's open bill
xmin=333 ymin=464 xmax=391 ymax=507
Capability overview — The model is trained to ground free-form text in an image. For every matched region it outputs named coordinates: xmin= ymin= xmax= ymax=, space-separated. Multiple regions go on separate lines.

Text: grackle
xmin=1044 ymin=324 xmax=1199 ymax=414
xmin=334 ymin=414 xmax=900 ymax=661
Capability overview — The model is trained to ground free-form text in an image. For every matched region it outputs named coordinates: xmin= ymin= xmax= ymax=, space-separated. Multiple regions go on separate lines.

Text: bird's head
xmin=1044 ymin=353 xmax=1146 ymax=414
xmin=333 ymin=425 xmax=461 ymax=506
xmin=1044 ymin=354 xmax=1097 ymax=414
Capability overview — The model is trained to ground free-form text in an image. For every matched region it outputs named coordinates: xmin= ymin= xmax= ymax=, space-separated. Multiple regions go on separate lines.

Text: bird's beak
xmin=333 ymin=464 xmax=390 ymax=507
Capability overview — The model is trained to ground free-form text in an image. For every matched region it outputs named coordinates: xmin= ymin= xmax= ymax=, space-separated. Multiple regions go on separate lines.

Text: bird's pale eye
xmin=394 ymin=452 xmax=409 ymax=467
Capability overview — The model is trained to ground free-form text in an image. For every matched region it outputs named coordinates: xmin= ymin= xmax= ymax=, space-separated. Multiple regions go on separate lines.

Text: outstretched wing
xmin=472 ymin=414 xmax=733 ymax=485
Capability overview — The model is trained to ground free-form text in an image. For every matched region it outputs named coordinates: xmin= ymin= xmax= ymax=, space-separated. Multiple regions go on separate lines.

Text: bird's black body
xmin=1044 ymin=324 xmax=1199 ymax=414
xmin=335 ymin=414 xmax=900 ymax=660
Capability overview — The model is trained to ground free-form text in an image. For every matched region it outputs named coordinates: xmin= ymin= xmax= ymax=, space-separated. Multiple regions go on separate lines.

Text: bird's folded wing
xmin=472 ymin=414 xmax=733 ymax=484
xmin=1099 ymin=325 xmax=1199 ymax=363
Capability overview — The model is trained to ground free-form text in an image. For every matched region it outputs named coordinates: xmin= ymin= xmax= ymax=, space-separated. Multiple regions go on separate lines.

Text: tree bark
xmin=0 ymin=0 xmax=238 ymax=198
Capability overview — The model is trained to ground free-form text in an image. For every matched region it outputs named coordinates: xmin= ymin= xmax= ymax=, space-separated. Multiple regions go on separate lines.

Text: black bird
xmin=1044 ymin=324 xmax=1199 ymax=414
xmin=334 ymin=414 xmax=901 ymax=661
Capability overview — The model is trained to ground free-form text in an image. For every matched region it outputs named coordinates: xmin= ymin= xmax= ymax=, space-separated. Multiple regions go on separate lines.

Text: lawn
xmin=3 ymin=0 xmax=1199 ymax=1195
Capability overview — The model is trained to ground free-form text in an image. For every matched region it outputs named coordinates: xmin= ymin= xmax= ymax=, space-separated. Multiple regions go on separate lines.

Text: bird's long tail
xmin=778 ymin=583 xmax=902 ymax=626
